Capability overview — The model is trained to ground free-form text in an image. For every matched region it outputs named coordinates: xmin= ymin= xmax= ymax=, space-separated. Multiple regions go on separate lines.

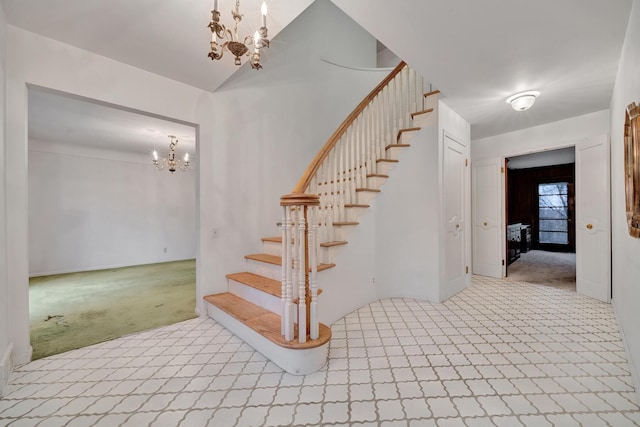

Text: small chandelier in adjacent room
xmin=208 ymin=0 xmax=269 ymax=70
xmin=506 ymin=91 xmax=540 ymax=111
xmin=152 ymin=135 xmax=190 ymax=173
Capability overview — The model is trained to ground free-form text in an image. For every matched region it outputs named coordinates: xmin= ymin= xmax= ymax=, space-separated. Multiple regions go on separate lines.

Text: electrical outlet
xmin=212 ymin=228 xmax=219 ymax=238
xmin=163 ymin=247 xmax=167 ymax=253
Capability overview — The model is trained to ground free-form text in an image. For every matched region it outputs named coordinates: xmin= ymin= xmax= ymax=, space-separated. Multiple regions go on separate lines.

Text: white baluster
xmin=331 ymin=147 xmax=339 ymax=224
xmin=361 ymin=105 xmax=369 ymax=187
xmin=283 ymin=207 xmax=294 ymax=341
xmin=309 ymin=206 xmax=319 ymax=340
xmin=298 ymin=207 xmax=307 ymax=343
xmin=356 ymin=116 xmax=361 ymax=187
xmin=291 ymin=207 xmax=299 ymax=303
xmin=337 ymin=140 xmax=346 ymax=222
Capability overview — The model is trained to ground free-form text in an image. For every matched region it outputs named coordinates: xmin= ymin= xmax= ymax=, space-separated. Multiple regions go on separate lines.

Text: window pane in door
xmin=539 ymin=182 xmax=569 ymax=245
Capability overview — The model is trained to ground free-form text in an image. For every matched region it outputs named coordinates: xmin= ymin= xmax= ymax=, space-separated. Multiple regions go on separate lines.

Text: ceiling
xmin=507 ymin=147 xmax=575 ymax=170
xmin=4 ymin=0 xmax=634 ymax=141
xmin=28 ymin=88 xmax=196 ymax=155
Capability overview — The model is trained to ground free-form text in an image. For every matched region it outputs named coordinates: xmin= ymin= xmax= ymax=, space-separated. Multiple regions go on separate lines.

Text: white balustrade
xmin=280 ymin=63 xmax=427 ymax=344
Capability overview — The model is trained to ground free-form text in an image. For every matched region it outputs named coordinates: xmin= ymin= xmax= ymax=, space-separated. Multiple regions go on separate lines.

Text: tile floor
xmin=1 ymin=276 xmax=639 ymax=426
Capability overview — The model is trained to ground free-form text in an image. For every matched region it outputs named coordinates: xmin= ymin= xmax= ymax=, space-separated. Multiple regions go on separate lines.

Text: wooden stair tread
xmin=377 ymin=158 xmax=399 ymax=163
xmin=245 ymin=254 xmax=335 ymax=271
xmin=386 ymin=143 xmax=411 ymax=150
xmin=424 ymin=90 xmax=441 ymax=97
xmin=398 ymin=127 xmax=421 ymax=133
xmin=261 ymin=236 xmax=281 ymax=243
xmin=226 ymin=272 xmax=281 ymax=297
xmin=204 ymin=293 xmax=331 ymax=349
xmin=411 ymin=107 xmax=434 ymax=118
xmin=245 ymin=253 xmax=282 ymax=266
xmin=367 ymin=174 xmax=388 ymax=178
xmin=356 ymin=188 xmax=382 ymax=192
xmin=333 ymin=221 xmax=358 ymax=226
xmin=345 ymin=203 xmax=370 ymax=208
xmin=397 ymin=127 xmax=421 ymax=142
xmin=320 ymin=241 xmax=348 ymax=247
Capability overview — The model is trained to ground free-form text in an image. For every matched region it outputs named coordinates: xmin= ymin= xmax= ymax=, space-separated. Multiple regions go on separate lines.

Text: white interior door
xmin=575 ymin=135 xmax=611 ymax=302
xmin=472 ymin=158 xmax=503 ymax=278
xmin=442 ymin=133 xmax=468 ymax=300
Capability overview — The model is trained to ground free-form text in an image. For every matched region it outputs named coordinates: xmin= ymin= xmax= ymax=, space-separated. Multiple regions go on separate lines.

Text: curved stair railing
xmin=280 ymin=61 xmax=426 ymax=343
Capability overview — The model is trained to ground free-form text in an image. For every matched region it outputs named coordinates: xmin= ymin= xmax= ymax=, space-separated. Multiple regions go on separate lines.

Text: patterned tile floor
xmin=1 ymin=276 xmax=639 ymax=426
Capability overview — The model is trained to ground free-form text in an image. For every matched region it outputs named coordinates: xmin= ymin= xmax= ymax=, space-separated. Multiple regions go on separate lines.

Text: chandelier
xmin=152 ymin=135 xmax=190 ymax=173
xmin=208 ymin=0 xmax=269 ymax=70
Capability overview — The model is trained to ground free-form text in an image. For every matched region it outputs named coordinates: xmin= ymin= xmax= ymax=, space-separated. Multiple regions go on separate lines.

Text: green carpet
xmin=29 ymin=259 xmax=197 ymax=360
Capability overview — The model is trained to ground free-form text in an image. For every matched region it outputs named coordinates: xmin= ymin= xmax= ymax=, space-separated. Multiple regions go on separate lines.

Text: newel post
xmin=280 ymin=193 xmax=320 ymax=343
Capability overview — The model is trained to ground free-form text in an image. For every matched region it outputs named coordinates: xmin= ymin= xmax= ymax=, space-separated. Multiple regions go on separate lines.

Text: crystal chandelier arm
xmin=208 ymin=0 xmax=269 ymax=69
xmin=153 ymin=158 xmax=166 ymax=171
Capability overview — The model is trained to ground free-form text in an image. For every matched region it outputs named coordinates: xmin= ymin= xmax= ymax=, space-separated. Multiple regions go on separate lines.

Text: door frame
xmin=500 ymin=144 xmax=577 ymax=278
xmin=499 ymin=139 xmax=611 ymax=303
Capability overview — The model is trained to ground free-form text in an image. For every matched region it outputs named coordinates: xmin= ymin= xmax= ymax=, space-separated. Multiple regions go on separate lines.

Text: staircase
xmin=204 ymin=62 xmax=441 ymax=374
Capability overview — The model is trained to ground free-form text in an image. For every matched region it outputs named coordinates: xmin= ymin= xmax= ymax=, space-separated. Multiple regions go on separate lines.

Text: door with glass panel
xmin=537 ymin=181 xmax=575 ymax=252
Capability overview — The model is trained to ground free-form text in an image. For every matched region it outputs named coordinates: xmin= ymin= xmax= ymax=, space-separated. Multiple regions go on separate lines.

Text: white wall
xmin=212 ymin=0 xmax=380 ymax=247
xmin=373 ymin=101 xmax=471 ymax=303
xmin=0 ymin=0 xmax=11 ymax=397
xmin=28 ymin=140 xmax=196 ymax=276
xmin=472 ymin=110 xmax=610 ymax=161
xmin=5 ymin=26 xmax=216 ymax=365
xmin=609 ymin=0 xmax=640 ymax=400
xmin=3 ymin=0 xmax=386 ymax=365
xmin=472 ymin=110 xmax=610 ymax=279
xmin=374 ymin=115 xmax=441 ymax=302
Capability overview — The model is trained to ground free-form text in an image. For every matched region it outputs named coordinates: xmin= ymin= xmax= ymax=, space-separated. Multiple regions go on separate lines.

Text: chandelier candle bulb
xmin=208 ymin=0 xmax=269 ymax=69
xmin=152 ymin=135 xmax=190 ymax=173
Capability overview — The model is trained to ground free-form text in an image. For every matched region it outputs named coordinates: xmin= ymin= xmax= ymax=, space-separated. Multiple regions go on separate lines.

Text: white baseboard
xmin=613 ymin=305 xmax=640 ymax=405
xmin=13 ymin=345 xmax=32 ymax=368
xmin=0 ymin=343 xmax=14 ymax=397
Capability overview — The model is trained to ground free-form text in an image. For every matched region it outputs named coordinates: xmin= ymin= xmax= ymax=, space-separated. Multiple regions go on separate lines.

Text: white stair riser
xmin=386 ymin=146 xmax=407 ymax=161
xmin=424 ymin=94 xmax=440 ymax=111
xmin=262 ymin=240 xmax=281 ymax=256
xmin=334 ymin=225 xmax=358 ymax=242
xmin=412 ymin=112 xmax=436 ymax=128
xmin=206 ymin=303 xmax=329 ymax=375
xmin=246 ymin=259 xmax=282 ymax=282
xmin=345 ymin=206 xmax=368 ymax=222
xmin=366 ymin=175 xmax=388 ymax=189
xmin=357 ymin=190 xmax=379 ymax=205
xmin=228 ymin=278 xmax=284 ymax=316
xmin=319 ymin=244 xmax=346 ymax=264
xmin=376 ymin=161 xmax=397 ymax=175
xmin=398 ymin=130 xmax=419 ymax=145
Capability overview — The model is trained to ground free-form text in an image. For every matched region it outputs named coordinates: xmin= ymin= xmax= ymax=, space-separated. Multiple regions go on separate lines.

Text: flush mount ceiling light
xmin=506 ymin=91 xmax=540 ymax=111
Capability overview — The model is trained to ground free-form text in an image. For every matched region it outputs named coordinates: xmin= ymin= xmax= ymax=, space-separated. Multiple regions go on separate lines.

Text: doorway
xmin=27 ymin=87 xmax=198 ymax=359
xmin=505 ymin=148 xmax=576 ymax=292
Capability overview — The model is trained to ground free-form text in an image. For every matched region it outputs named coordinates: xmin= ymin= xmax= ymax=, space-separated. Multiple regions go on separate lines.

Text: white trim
xmin=0 ymin=343 xmax=14 ymax=397
xmin=29 ymin=258 xmax=196 ymax=278
xmin=206 ymin=303 xmax=328 ymax=375
xmin=613 ymin=304 xmax=640 ymax=405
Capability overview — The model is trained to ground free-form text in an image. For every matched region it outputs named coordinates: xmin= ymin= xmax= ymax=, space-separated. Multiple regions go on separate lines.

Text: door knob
xmin=586 ymin=223 xmax=593 ymax=230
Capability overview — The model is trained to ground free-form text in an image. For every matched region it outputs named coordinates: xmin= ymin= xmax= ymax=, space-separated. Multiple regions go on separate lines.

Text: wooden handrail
xmin=288 ymin=61 xmax=407 ymax=195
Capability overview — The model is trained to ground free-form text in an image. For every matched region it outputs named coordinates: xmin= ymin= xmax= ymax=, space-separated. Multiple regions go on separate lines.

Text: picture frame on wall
xmin=625 ymin=102 xmax=640 ymax=238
